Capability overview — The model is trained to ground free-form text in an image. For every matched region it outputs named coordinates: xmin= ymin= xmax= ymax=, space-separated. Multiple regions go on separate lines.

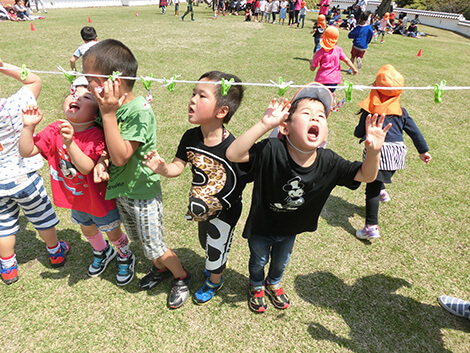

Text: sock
xmin=110 ymin=233 xmax=131 ymax=258
xmin=84 ymin=231 xmax=107 ymax=252
xmin=1 ymin=254 xmax=17 ymax=269
xmin=47 ymin=243 xmax=60 ymax=254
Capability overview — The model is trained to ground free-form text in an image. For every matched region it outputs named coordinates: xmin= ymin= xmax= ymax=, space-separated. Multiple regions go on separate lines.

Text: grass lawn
xmin=1 ymin=5 xmax=469 ymax=352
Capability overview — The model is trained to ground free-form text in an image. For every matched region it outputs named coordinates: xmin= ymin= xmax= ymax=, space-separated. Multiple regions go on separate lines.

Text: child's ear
xmin=278 ymin=121 xmax=289 ymax=136
xmin=216 ymin=105 xmax=229 ymax=120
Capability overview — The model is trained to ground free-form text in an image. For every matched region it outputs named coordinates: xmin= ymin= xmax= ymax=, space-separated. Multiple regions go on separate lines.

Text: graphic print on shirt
xmin=185 ymin=149 xmax=234 ymax=222
xmin=271 ymin=176 xmax=305 ymax=211
xmin=50 ymin=144 xmax=85 ymax=196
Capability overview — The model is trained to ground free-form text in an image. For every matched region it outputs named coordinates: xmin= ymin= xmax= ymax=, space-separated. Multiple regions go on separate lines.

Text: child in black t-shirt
xmin=143 ymin=71 xmax=251 ymax=306
xmin=226 ymin=83 xmax=391 ymax=313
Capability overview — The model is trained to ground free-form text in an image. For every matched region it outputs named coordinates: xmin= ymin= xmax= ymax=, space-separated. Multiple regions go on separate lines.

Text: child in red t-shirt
xmin=19 ymin=78 xmax=135 ymax=286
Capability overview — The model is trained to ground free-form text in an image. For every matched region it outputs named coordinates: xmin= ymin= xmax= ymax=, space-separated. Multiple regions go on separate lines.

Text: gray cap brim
xmin=290 ymin=82 xmax=333 ymax=118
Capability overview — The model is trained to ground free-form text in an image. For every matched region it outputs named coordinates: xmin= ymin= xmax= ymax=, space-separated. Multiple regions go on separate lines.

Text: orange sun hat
xmin=317 ymin=14 xmax=326 ymax=29
xmin=383 ymin=12 xmax=390 ymax=20
xmin=358 ymin=64 xmax=405 ymax=116
xmin=320 ymin=26 xmax=339 ymax=52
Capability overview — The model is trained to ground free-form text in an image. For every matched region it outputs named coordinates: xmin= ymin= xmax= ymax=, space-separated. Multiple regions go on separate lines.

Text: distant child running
xmin=0 ymin=60 xmax=69 ymax=285
xmin=143 ymin=71 xmax=252 ymax=305
xmin=310 ymin=26 xmax=358 ymax=93
xmin=377 ymin=12 xmax=391 ymax=43
xmin=227 ymin=83 xmax=391 ymax=312
xmin=83 ymin=39 xmax=191 ymax=309
xmin=347 ymin=11 xmax=373 ymax=72
xmin=181 ymin=0 xmax=194 ymax=21
xmin=354 ymin=65 xmax=431 ymax=240
xmin=19 ymin=77 xmax=133 ymax=285
xmin=70 ymin=26 xmax=98 ymax=72
xmin=311 ymin=14 xmax=326 ymax=53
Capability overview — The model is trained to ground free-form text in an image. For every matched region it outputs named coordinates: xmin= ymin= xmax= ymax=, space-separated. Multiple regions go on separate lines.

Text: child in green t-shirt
xmin=84 ymin=39 xmax=192 ymax=309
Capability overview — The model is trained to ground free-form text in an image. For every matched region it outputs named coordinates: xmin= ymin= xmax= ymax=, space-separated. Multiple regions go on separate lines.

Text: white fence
xmin=331 ymin=0 xmax=470 ymax=38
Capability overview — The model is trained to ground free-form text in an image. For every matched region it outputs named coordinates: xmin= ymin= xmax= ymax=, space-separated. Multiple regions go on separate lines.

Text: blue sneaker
xmin=116 ymin=253 xmax=135 ymax=286
xmin=1 ymin=262 xmax=18 ymax=285
xmin=193 ymin=277 xmax=224 ymax=305
xmin=438 ymin=295 xmax=470 ymax=319
xmin=49 ymin=240 xmax=70 ymax=268
xmin=87 ymin=242 xmax=117 ymax=277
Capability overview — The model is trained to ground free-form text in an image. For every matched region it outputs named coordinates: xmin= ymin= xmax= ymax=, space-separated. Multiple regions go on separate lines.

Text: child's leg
xmin=248 ymin=234 xmax=273 ymax=287
xmin=265 ymin=235 xmax=296 ymax=285
xmin=365 ymin=180 xmax=382 ymax=226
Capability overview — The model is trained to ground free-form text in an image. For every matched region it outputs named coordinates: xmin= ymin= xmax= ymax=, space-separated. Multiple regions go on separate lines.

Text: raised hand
xmin=261 ymin=98 xmax=291 ymax=130
xmin=91 ymin=79 xmax=127 ymax=118
xmin=364 ymin=114 xmax=392 ymax=151
xmin=58 ymin=119 xmax=74 ymax=146
xmin=22 ymin=105 xmax=43 ymax=128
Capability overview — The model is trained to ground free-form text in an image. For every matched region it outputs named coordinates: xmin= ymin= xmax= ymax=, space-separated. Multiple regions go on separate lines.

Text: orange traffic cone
xmin=88 ymin=16 xmax=92 ymax=23
xmin=417 ymin=49 xmax=422 ymax=57
xmin=31 ymin=22 xmax=36 ymax=31
xmin=135 ymin=11 xmax=139 ymax=17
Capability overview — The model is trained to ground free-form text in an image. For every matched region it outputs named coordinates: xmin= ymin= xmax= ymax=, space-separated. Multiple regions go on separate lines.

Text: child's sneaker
xmin=379 ymin=190 xmax=391 ymax=203
xmin=49 ymin=240 xmax=70 ymax=268
xmin=137 ymin=265 xmax=172 ymax=291
xmin=249 ymin=285 xmax=268 ymax=313
xmin=193 ymin=277 xmax=224 ymax=305
xmin=1 ymin=263 xmax=18 ymax=285
xmin=168 ymin=271 xmax=193 ymax=309
xmin=265 ymin=280 xmax=290 ymax=309
xmin=116 ymin=253 xmax=135 ymax=286
xmin=380 ymin=39 xmax=385 ymax=43
xmin=87 ymin=242 xmax=117 ymax=277
xmin=356 ymin=225 xmax=380 ymax=240
xmin=356 ymin=57 xmax=362 ymax=69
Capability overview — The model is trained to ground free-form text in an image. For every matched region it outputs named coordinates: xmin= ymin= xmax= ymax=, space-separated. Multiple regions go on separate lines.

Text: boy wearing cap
xmin=226 ymin=83 xmax=391 ymax=313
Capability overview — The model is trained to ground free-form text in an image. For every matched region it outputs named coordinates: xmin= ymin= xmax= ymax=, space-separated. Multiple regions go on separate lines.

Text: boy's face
xmin=63 ymin=86 xmax=98 ymax=124
xmin=188 ymin=78 xmax=222 ymax=125
xmin=281 ymin=99 xmax=328 ymax=151
xmin=82 ymin=59 xmax=107 ymax=95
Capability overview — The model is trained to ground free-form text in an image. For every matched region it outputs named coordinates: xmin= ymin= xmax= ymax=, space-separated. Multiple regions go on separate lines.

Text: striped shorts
xmin=0 ymin=172 xmax=59 ymax=237
xmin=115 ymin=194 xmax=167 ymax=260
xmin=363 ymin=142 xmax=407 ymax=171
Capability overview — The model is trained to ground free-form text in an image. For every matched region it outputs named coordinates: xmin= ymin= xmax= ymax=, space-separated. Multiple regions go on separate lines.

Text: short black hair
xmin=286 ymin=97 xmax=318 ymax=122
xmin=198 ymin=71 xmax=244 ymax=124
xmin=80 ymin=26 xmax=97 ymax=42
xmin=83 ymin=39 xmax=138 ymax=89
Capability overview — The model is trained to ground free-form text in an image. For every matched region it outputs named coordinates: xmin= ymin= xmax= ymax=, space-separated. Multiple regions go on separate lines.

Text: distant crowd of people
xmin=0 ymin=0 xmax=46 ymax=21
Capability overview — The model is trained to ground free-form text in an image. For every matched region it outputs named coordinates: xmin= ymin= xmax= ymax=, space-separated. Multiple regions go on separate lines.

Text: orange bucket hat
xmin=317 ymin=14 xmax=326 ymax=29
xmin=358 ymin=64 xmax=404 ymax=116
xmin=320 ymin=26 xmax=339 ymax=52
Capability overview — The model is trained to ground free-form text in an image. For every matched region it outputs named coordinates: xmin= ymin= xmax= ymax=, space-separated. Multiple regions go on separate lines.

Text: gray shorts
xmin=115 ymin=195 xmax=168 ymax=260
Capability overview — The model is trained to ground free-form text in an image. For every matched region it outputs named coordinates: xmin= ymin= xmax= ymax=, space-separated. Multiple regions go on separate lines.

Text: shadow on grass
xmin=295 ymin=271 xmax=470 ymax=352
xmin=294 ymin=57 xmax=311 ymax=62
xmin=321 ymin=195 xmax=366 ymax=239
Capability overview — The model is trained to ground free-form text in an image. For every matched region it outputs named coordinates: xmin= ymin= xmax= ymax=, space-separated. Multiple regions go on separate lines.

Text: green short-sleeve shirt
xmin=98 ymin=96 xmax=161 ymax=200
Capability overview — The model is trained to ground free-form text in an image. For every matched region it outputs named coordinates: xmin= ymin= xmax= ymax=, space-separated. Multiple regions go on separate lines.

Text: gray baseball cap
xmin=290 ymin=82 xmax=333 ymax=118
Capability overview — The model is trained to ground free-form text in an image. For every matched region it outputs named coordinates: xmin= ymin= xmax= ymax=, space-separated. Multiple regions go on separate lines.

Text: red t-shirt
xmin=34 ymin=122 xmax=115 ymax=217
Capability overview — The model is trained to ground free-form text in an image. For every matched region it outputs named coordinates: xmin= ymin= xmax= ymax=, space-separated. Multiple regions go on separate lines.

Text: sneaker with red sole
xmin=356 ymin=225 xmax=380 ymax=240
xmin=265 ymin=280 xmax=290 ymax=309
xmin=49 ymin=240 xmax=70 ymax=268
xmin=1 ymin=262 xmax=18 ymax=285
xmin=249 ymin=285 xmax=267 ymax=313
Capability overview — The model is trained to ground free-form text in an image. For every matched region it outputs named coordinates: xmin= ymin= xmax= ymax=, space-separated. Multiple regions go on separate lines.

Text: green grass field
xmin=1 ymin=5 xmax=469 ymax=352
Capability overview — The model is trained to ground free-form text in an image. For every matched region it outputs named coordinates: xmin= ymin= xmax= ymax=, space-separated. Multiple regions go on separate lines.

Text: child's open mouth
xmin=307 ymin=126 xmax=319 ymax=141
xmin=68 ymin=102 xmax=80 ymax=113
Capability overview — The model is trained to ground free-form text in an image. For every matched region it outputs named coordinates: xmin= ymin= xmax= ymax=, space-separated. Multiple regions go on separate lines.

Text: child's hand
xmin=92 ymin=79 xmax=127 ymax=118
xmin=93 ymin=161 xmax=109 ymax=183
xmin=352 ymin=67 xmax=359 ymax=75
xmin=364 ymin=114 xmax=391 ymax=151
xmin=143 ymin=150 xmax=166 ymax=174
xmin=58 ymin=119 xmax=74 ymax=146
xmin=419 ymin=152 xmax=431 ymax=165
xmin=22 ymin=105 xmax=43 ymax=128
xmin=261 ymin=98 xmax=291 ymax=130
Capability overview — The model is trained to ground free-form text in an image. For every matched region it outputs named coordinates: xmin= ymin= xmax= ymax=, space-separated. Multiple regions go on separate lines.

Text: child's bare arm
xmin=19 ymin=106 xmax=43 ymax=157
xmin=0 ymin=60 xmax=42 ymax=100
xmin=91 ymin=79 xmax=137 ymax=166
xmin=355 ymin=114 xmax=392 ymax=182
xmin=58 ymin=119 xmax=96 ymax=175
xmin=143 ymin=151 xmax=186 ymax=177
xmin=227 ymin=98 xmax=290 ymax=163
xmin=70 ymin=56 xmax=78 ymax=71
xmin=419 ymin=152 xmax=431 ymax=165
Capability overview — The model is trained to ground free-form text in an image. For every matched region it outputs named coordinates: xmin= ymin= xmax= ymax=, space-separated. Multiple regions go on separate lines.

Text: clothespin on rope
xmin=163 ymin=74 xmax=179 ymax=92
xmin=343 ymin=81 xmax=354 ymax=102
xmin=141 ymin=74 xmax=154 ymax=102
xmin=433 ymin=80 xmax=446 ymax=103
xmin=221 ymin=78 xmax=234 ymax=96
xmin=109 ymin=71 xmax=121 ymax=82
xmin=20 ymin=64 xmax=29 ymax=81
xmin=270 ymin=77 xmax=292 ymax=96
xmin=57 ymin=66 xmax=76 ymax=84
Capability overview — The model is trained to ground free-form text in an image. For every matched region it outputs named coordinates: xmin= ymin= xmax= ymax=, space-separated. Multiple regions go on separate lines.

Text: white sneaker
xmin=356 ymin=225 xmax=380 ymax=239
